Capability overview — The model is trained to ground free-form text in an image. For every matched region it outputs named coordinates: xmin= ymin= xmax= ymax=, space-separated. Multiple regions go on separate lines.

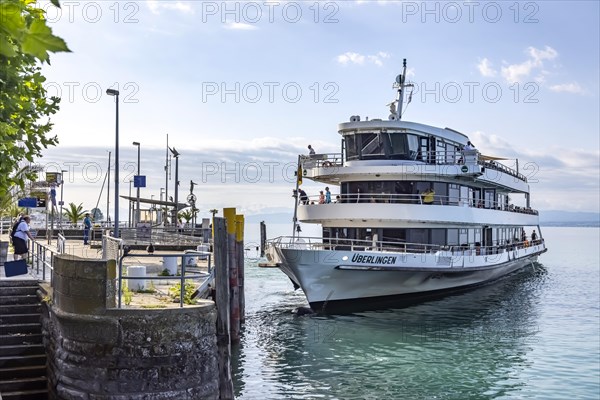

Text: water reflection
xmin=233 ymin=264 xmax=548 ymax=399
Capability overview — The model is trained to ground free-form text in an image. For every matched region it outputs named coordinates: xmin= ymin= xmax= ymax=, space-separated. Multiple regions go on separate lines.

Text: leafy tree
xmin=90 ymin=207 xmax=104 ymax=221
xmin=63 ymin=202 xmax=86 ymax=226
xmin=0 ymin=0 xmax=70 ymax=203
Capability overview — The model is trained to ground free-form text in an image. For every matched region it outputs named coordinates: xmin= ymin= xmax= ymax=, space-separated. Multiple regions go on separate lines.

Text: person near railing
xmin=12 ymin=215 xmax=34 ymax=261
xmin=298 ymin=189 xmax=309 ymax=205
xmin=318 ymin=191 xmax=325 ymax=204
xmin=83 ymin=213 xmax=92 ymax=245
xmin=325 ymin=187 xmax=331 ymax=203
xmin=421 ymin=188 xmax=435 ymax=204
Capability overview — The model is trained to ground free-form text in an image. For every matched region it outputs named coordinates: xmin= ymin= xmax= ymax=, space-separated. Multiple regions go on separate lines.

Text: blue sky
xmin=35 ymin=0 xmax=599 ymax=219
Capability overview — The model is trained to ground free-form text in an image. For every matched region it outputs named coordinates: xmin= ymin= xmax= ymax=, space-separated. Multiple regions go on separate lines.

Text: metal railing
xmin=302 ymin=151 xmax=527 ymax=182
xmin=29 ymin=237 xmax=65 ymax=284
xmin=118 ymin=227 xmax=205 ymax=246
xmin=272 ymin=236 xmax=545 ymax=256
xmin=298 ymin=192 xmax=539 ymax=215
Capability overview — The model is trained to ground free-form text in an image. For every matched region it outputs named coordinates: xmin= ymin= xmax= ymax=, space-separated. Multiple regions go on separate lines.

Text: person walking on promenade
xmin=325 ymin=187 xmax=332 ymax=203
xmin=83 ymin=213 xmax=92 ymax=245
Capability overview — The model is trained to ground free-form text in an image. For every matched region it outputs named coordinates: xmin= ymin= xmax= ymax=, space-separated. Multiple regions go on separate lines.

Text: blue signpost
xmin=17 ymin=198 xmax=37 ymax=208
xmin=133 ymin=175 xmax=146 ymax=188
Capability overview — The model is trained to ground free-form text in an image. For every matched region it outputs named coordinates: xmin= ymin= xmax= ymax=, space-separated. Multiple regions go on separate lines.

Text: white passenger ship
xmin=270 ymin=60 xmax=547 ymax=312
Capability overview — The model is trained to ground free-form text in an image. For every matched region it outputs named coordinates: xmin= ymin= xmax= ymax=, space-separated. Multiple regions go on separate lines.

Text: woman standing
xmin=13 ymin=215 xmax=34 ymax=261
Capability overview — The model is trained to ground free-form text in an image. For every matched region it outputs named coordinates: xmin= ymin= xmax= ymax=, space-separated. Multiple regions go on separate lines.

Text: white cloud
xmin=549 ymin=82 xmax=585 ymax=94
xmin=500 ymin=46 xmax=558 ymax=83
xmin=337 ymin=51 xmax=390 ymax=67
xmin=224 ymin=22 xmax=258 ymax=31
xmin=337 ymin=52 xmax=366 ymax=65
xmin=528 ymin=46 xmax=558 ymax=64
xmin=477 ymin=58 xmax=497 ymax=77
xmin=146 ymin=1 xmax=194 ymax=14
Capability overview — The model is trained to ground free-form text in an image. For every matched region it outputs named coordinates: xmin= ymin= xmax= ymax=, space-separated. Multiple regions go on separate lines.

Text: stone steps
xmin=0 ymin=280 xmax=47 ymax=399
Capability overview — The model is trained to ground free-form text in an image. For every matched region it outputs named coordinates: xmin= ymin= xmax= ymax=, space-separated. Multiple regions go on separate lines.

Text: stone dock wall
xmin=41 ymin=254 xmax=219 ymax=399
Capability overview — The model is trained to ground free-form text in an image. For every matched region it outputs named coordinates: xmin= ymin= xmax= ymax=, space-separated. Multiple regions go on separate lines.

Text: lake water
xmin=232 ymin=227 xmax=600 ymax=399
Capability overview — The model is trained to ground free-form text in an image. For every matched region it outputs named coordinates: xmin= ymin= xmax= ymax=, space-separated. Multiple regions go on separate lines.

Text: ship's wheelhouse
xmin=342 ymin=127 xmax=465 ymax=164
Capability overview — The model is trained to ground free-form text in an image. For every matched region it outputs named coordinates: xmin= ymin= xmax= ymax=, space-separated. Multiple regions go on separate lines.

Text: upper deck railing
xmin=299 ymin=192 xmax=538 ymax=216
xmin=301 ymin=150 xmax=528 ymax=182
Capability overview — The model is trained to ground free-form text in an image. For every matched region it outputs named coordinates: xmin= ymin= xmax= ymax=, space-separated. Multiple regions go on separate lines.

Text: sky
xmin=32 ymin=0 xmax=600 ymax=222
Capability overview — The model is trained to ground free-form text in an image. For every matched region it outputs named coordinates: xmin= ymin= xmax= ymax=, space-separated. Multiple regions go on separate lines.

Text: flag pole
xmin=292 ymin=155 xmax=302 ymax=239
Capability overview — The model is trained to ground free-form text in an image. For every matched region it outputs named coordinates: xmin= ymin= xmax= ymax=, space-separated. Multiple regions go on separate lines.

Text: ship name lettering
xmin=351 ymin=254 xmax=397 ymax=265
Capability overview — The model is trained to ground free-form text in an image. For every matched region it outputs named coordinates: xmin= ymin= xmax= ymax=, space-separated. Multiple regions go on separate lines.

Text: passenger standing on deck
xmin=12 ymin=215 xmax=34 ymax=261
xmin=308 ymin=145 xmax=315 ymax=155
xmin=83 ymin=213 xmax=92 ymax=245
xmin=531 ymin=230 xmax=538 ymax=243
xmin=298 ymin=189 xmax=309 ymax=205
xmin=318 ymin=191 xmax=325 ymax=204
xmin=421 ymin=188 xmax=435 ymax=204
xmin=325 ymin=187 xmax=331 ymax=203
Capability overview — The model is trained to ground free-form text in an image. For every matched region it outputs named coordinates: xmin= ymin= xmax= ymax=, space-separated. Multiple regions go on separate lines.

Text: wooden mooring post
xmin=223 ymin=208 xmax=240 ymax=343
xmin=260 ymin=221 xmax=266 ymax=257
xmin=236 ymin=214 xmax=245 ymax=323
xmin=213 ymin=217 xmax=234 ymax=399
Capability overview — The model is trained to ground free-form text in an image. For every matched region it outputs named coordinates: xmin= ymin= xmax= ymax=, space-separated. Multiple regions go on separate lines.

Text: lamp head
xmin=168 ymin=146 xmax=180 ymax=157
xmin=132 ymin=141 xmax=140 ymax=146
xmin=106 ymin=88 xmax=119 ymax=96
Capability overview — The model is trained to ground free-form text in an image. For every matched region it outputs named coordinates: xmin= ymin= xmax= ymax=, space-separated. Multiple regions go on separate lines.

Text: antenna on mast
xmin=391 ymin=59 xmax=414 ymax=120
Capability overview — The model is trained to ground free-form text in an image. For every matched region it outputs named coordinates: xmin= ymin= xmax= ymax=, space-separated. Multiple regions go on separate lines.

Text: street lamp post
xmin=59 ymin=169 xmax=67 ymax=228
xmin=159 ymin=188 xmax=165 ymax=225
xmin=106 ymin=88 xmax=120 ymax=237
xmin=132 ymin=141 xmax=141 ymax=226
xmin=168 ymin=147 xmax=180 ymax=223
xmin=128 ymin=179 xmax=133 ymax=227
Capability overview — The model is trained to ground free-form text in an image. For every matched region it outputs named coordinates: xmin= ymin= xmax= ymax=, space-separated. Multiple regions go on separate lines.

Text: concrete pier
xmin=41 ymin=254 xmax=220 ymax=399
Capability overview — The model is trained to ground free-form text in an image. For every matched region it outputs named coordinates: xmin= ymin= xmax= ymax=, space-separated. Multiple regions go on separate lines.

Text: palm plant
xmin=178 ymin=209 xmax=193 ymax=223
xmin=63 ymin=202 xmax=87 ymax=226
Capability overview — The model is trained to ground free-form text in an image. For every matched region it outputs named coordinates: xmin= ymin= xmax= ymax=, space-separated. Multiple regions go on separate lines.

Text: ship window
xmin=431 ymin=229 xmax=446 ymax=246
xmin=447 ymin=229 xmax=459 ymax=245
xmin=360 ymin=133 xmax=384 ymax=158
xmin=388 ymin=132 xmax=408 ymax=159
xmin=345 ymin=134 xmax=358 ymax=161
xmin=448 ymin=184 xmax=460 ymax=205
xmin=407 ymin=134 xmax=420 ymax=160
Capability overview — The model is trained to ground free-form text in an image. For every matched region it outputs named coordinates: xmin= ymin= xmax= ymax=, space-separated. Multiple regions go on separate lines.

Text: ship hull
xmin=275 ymin=244 xmax=546 ymax=313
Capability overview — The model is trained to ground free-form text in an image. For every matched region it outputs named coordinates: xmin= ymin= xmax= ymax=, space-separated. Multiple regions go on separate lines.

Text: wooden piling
xmin=213 ymin=217 xmax=234 ymax=399
xmin=223 ymin=208 xmax=240 ymax=343
xmin=236 ymin=214 xmax=245 ymax=323
xmin=260 ymin=221 xmax=266 ymax=257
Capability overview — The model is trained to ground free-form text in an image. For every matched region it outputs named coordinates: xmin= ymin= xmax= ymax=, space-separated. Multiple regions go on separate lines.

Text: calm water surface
xmin=232 ymin=227 xmax=600 ymax=399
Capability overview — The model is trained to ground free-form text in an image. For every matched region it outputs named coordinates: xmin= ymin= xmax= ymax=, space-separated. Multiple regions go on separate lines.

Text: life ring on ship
xmin=322 ymin=161 xmax=332 ymax=167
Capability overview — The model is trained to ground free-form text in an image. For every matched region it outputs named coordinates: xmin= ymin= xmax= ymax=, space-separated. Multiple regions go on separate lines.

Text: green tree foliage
xmin=63 ymin=202 xmax=86 ymax=225
xmin=0 ymin=0 xmax=70 ymax=203
xmin=90 ymin=207 xmax=104 ymax=221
